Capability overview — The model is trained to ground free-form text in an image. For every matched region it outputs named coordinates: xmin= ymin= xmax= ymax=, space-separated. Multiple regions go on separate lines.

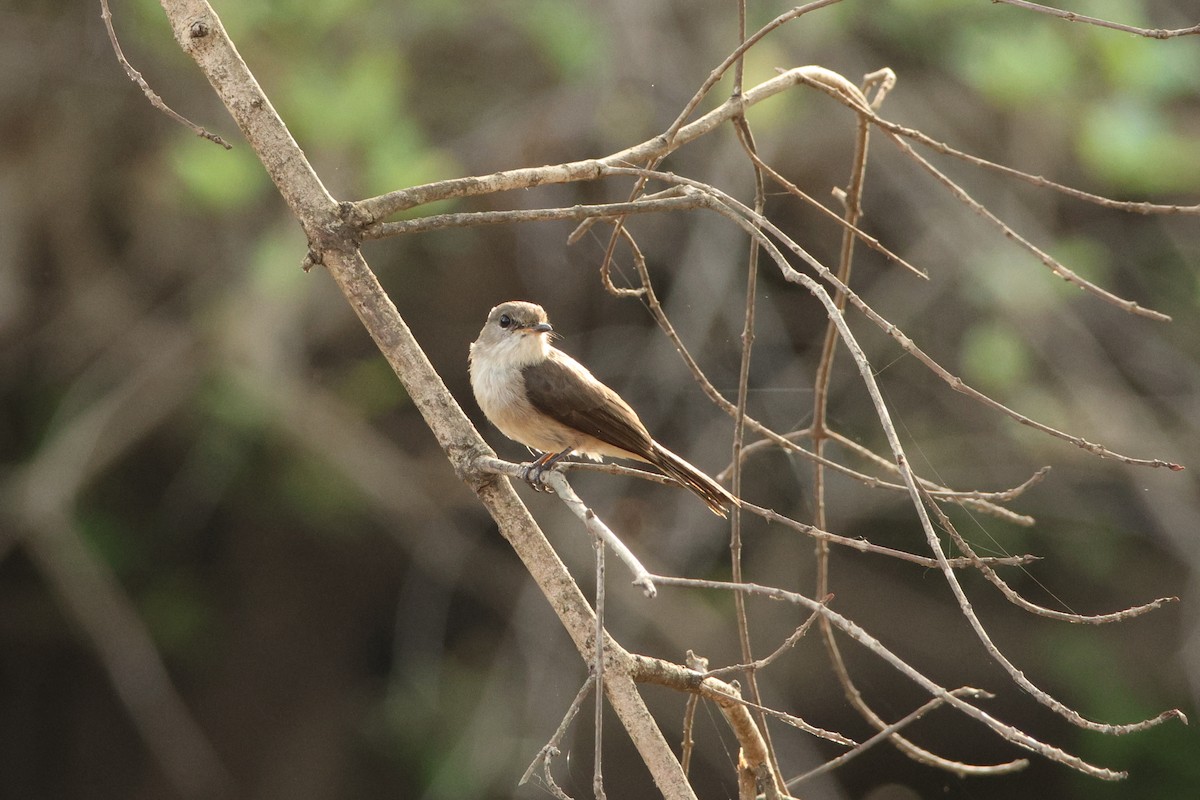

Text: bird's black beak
xmin=524 ymin=322 xmax=553 ymax=333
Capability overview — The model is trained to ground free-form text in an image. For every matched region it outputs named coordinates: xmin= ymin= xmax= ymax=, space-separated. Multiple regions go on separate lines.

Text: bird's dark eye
xmin=498 ymin=314 xmax=512 ymax=329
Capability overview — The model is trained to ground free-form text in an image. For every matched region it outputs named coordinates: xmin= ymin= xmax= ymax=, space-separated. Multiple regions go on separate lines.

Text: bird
xmin=469 ymin=300 xmax=736 ymax=516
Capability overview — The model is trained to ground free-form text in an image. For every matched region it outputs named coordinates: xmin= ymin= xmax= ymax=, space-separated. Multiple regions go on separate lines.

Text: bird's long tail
xmin=648 ymin=443 xmax=738 ymax=517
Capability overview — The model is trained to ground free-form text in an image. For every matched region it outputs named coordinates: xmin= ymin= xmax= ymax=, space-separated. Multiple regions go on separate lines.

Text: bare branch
xmin=786 ymin=687 xmax=1023 ymax=787
xmin=478 ymin=457 xmax=657 ymax=596
xmin=520 ymin=674 xmax=595 ymax=795
xmin=611 ymin=164 xmax=1182 ymax=469
xmin=100 ymin=0 xmax=231 ymax=148
xmin=991 ymin=0 xmax=1200 ymax=38
xmin=647 ymin=575 xmax=1130 ymax=780
xmin=925 ymin=489 xmax=1179 ymax=625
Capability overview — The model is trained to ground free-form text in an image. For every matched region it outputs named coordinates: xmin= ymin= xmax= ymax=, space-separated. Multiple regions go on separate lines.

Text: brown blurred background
xmin=1 ymin=1 xmax=1198 ymax=798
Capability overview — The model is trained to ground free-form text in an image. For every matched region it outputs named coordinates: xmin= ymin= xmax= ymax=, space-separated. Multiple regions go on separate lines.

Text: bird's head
xmin=472 ymin=300 xmax=556 ymax=367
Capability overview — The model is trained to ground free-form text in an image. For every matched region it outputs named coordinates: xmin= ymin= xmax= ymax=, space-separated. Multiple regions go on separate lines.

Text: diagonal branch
xmin=159 ymin=1 xmax=696 ymax=796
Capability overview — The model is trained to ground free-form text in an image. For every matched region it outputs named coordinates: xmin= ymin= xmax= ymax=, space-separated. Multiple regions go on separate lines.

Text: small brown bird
xmin=469 ymin=301 xmax=736 ymax=516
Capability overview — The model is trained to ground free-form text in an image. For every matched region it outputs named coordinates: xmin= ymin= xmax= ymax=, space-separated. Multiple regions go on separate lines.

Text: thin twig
xmin=606 ymin=216 xmax=1034 ymax=525
xmin=788 ymin=69 xmax=1177 ymax=321
xmin=100 ymin=0 xmax=231 ymax=148
xmin=617 ymin=174 xmax=1184 ymax=738
xmin=520 ymin=673 xmax=594 ymax=784
xmin=735 ymin=428 xmax=1045 ymax=523
xmin=680 ymin=651 xmax=707 ymax=778
xmin=728 ymin=112 xmax=787 ymax=795
xmin=991 ymin=0 xmax=1200 ymax=39
xmin=647 ymin=575 xmax=1125 ymax=779
xmin=477 ymin=457 xmax=657 ymax=596
xmin=925 ymin=489 xmax=1179 ymax=625
xmin=871 ymin=113 xmax=1199 ymax=216
xmin=906 ymin=483 xmax=1186 ymax=734
xmin=740 ymin=144 xmax=927 ymax=280
xmin=704 ymin=598 xmax=829 ymax=679
xmin=628 ymin=651 xmax=835 ymax=794
xmin=786 ymin=687 xmax=1020 ymax=787
xmin=608 ymin=163 xmax=1183 ymax=470
xmin=810 ymin=78 xmax=880 ymax=784
xmin=551 ymin=458 xmax=1038 ymax=567
xmin=592 ymin=520 xmax=608 ymax=800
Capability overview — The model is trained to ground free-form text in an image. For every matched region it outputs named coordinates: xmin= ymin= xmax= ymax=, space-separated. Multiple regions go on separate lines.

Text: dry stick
xmin=100 ymin=0 xmax=231 ymax=149
xmin=728 ymin=114 xmax=786 ymax=798
xmin=658 ymin=184 xmax=1182 ymax=747
xmin=775 ymin=76 xmax=1046 ymax=750
xmin=658 ymin=649 xmax=928 ymax=752
xmin=739 ymin=499 xmax=1039 ymax=568
xmin=888 ymin=128 xmax=1171 ymax=322
xmin=810 ymin=76 xmax=900 ymax=775
xmin=609 ymin=163 xmax=1183 ymax=471
xmin=704 ymin=598 xmax=828 ymax=679
xmin=614 ymin=170 xmax=1185 ymax=623
xmin=648 ymin=574 xmax=1113 ymax=778
xmin=729 ymin=430 xmax=1038 ymax=525
xmin=789 ymin=71 xmax=1175 ymax=322
xmin=924 ymin=489 xmax=1179 ymax=625
xmin=629 ymin=654 xmax=817 ymax=797
xmin=741 ymin=142 xmax=928 ymax=280
xmin=611 ymin=215 xmax=1032 ymax=536
xmin=660 ymin=1 xmax=846 ymax=150
xmin=786 ymin=687 xmax=1020 ymax=787
xmin=829 ymin=431 xmax=1051 ymax=506
xmin=591 ymin=0 xmax=847 ymax=296
xmin=679 ymin=652 xmax=706 ymax=779
xmin=352 ymin=67 xmax=847 ymax=224
xmin=591 ymin=230 xmax=1025 ymax=525
xmin=871 ymin=113 xmax=1199 ymax=217
xmin=679 ymin=694 xmax=700 ymax=778
xmin=519 ymin=673 xmax=596 ymax=795
xmin=161 ymin=4 xmax=696 ymax=797
xmin=593 ymin=528 xmax=608 ymax=800
xmin=907 ymin=477 xmax=1187 ymax=731
xmin=533 ymin=455 xmax=1039 ymax=568
xmin=991 ymin=0 xmax=1200 ymax=39
xmin=617 ymin=201 xmax=1022 ymax=776
xmin=479 ymin=458 xmax=657 ymax=596
xmin=609 ymin=175 xmax=1180 ymax=513
xmin=733 ymin=429 xmax=1044 ymax=525
xmin=551 ymin=455 xmax=1039 ymax=569
xmin=688 ymin=187 xmax=1185 ymax=736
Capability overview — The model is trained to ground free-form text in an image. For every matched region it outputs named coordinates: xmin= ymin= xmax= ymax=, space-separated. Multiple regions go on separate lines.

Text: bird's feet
xmin=518 ymin=449 xmax=573 ymax=493
xmin=519 ymin=460 xmax=555 ymax=493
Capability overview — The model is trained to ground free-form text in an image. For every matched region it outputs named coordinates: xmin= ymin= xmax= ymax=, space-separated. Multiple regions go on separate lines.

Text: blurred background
xmin=1 ymin=0 xmax=1197 ymax=798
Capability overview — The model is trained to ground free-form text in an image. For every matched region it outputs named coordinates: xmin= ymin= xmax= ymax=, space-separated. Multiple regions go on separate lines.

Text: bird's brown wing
xmin=521 ymin=353 xmax=653 ymax=458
